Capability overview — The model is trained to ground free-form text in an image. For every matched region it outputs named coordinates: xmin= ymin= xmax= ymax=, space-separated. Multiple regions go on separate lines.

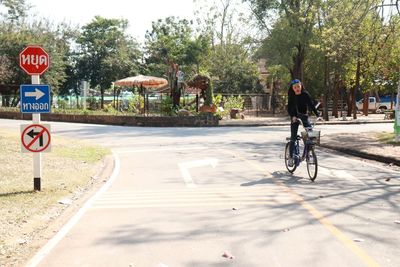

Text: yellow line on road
xmin=220 ymin=149 xmax=381 ymax=267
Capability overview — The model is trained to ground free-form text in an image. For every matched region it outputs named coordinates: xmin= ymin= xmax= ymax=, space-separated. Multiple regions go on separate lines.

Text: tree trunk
xmin=332 ymin=78 xmax=339 ymax=118
xmin=347 ymin=87 xmax=354 ymax=116
xmin=362 ymin=92 xmax=369 ymax=116
xmin=353 ymin=50 xmax=361 ymax=119
xmin=291 ymin=44 xmax=304 ymax=80
xmin=168 ymin=63 xmax=180 ymax=109
xmin=100 ymin=88 xmax=104 ymax=109
xmin=76 ymin=95 xmax=79 ymax=109
xmin=323 ymin=56 xmax=329 ymax=121
xmin=172 ymin=80 xmax=181 ymax=108
xmin=113 ymin=87 xmax=116 ymax=109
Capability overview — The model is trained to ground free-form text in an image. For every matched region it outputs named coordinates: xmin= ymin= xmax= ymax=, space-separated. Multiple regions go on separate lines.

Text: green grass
xmin=377 ymin=132 xmax=400 ymax=146
xmin=0 ymin=130 xmax=110 ymax=265
xmin=54 ymin=144 xmax=109 ymax=163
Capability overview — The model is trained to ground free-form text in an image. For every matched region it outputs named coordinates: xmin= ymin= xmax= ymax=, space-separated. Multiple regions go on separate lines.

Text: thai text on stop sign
xmin=20 ymin=54 xmax=48 ymax=70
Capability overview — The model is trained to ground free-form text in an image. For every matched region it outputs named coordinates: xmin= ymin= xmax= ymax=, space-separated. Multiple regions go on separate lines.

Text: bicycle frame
xmin=293 ymin=137 xmax=313 ymax=165
xmin=285 ymin=117 xmax=320 ymax=181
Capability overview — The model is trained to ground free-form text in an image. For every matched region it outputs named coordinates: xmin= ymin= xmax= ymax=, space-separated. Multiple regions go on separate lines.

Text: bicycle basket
xmin=301 ymin=130 xmax=321 ymax=145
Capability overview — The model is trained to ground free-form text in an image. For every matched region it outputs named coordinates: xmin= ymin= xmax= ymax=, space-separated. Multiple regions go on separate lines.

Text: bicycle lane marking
xmin=219 ymin=148 xmax=382 ymax=267
xmin=26 ymin=151 xmax=121 ymax=267
xmin=318 ymin=167 xmax=367 ymax=186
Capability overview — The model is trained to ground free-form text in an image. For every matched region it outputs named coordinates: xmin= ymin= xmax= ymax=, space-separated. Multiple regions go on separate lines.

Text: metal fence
xmin=0 ymin=93 xmax=277 ymax=117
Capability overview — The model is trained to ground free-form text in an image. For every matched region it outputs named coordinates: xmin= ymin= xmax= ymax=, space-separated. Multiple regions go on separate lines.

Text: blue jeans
xmin=289 ymin=115 xmax=311 ymax=157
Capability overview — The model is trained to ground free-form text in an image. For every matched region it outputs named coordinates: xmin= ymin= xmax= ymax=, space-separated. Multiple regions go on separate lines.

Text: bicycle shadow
xmin=271 ymin=170 xmax=308 ymax=184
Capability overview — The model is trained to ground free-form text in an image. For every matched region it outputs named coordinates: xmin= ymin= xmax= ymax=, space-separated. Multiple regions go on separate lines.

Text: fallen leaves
xmin=222 ymin=251 xmax=235 ymax=260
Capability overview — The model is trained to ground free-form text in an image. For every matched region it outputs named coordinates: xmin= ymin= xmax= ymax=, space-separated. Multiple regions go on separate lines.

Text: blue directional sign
xmin=20 ymin=84 xmax=51 ymax=113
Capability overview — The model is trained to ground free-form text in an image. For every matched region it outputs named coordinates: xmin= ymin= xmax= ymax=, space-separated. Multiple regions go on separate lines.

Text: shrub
xmin=161 ymin=96 xmax=176 ymax=115
xmin=57 ymin=99 xmax=68 ymax=109
xmin=220 ymin=95 xmax=244 ymax=119
xmin=127 ymin=95 xmax=144 ymax=114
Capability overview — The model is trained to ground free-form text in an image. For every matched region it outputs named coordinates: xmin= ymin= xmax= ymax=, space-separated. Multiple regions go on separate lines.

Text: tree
xmin=0 ymin=0 xmax=29 ymax=23
xmin=144 ymin=16 xmax=210 ymax=108
xmin=247 ymin=0 xmax=319 ymax=80
xmin=195 ymin=0 xmax=261 ymax=93
xmin=204 ymin=43 xmax=260 ymax=93
xmin=312 ymin=0 xmax=396 ymax=118
xmin=76 ymin=16 xmax=141 ymax=108
xmin=0 ymin=1 xmax=75 ymax=105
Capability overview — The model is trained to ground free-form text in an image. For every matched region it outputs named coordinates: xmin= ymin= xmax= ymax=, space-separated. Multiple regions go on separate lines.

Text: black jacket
xmin=287 ymin=89 xmax=319 ymax=118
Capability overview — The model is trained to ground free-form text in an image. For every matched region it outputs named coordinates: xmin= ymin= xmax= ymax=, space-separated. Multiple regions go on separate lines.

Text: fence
xmin=0 ymin=93 xmax=276 ymax=117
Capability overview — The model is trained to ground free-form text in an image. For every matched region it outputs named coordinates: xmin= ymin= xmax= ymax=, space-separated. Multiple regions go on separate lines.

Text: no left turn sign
xmin=21 ymin=124 xmax=51 ymax=153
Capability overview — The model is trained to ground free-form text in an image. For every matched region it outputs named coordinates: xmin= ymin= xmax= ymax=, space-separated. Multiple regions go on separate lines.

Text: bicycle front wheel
xmin=285 ymin=142 xmax=297 ymax=173
xmin=306 ymin=146 xmax=318 ymax=181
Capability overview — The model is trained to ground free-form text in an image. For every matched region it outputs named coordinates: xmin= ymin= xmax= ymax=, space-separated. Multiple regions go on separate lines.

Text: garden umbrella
xmin=114 ymin=75 xmax=168 ymax=89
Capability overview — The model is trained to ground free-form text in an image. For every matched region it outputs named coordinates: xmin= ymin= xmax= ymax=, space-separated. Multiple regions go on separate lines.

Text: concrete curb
xmin=319 ymin=143 xmax=400 ymax=167
xmin=219 ymin=120 xmax=394 ymax=127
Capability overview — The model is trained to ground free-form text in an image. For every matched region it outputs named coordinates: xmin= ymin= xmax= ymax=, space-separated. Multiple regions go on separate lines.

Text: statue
xmin=185 ymin=74 xmax=217 ymax=113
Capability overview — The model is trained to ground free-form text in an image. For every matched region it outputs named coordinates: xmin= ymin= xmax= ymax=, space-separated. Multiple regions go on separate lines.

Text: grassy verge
xmin=0 ymin=129 xmax=110 ymax=265
xmin=377 ymin=132 xmax=400 ymax=146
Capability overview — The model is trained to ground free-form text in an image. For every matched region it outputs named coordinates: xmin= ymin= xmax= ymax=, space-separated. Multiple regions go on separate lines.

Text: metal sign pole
xmin=32 ymin=74 xmax=42 ymax=191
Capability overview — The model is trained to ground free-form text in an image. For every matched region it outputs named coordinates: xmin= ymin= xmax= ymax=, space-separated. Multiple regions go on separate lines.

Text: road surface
xmin=1 ymin=119 xmax=398 ymax=267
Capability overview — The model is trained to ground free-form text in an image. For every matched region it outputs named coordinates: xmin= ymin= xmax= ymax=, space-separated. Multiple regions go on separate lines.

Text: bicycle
xmin=284 ymin=118 xmax=321 ymax=181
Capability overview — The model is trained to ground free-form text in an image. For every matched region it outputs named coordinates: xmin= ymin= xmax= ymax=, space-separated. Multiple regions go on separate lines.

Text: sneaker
xmin=288 ymin=157 xmax=294 ymax=167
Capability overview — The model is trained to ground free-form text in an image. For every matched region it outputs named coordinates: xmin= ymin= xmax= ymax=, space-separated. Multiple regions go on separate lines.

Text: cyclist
xmin=287 ymin=79 xmax=321 ymax=167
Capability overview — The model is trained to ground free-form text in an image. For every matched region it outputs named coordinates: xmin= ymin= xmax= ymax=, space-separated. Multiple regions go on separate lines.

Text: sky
xmin=27 ymin=0 xmax=196 ymax=43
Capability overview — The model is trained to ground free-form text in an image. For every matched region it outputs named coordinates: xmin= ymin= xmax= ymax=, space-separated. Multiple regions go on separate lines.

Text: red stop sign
xmin=19 ymin=46 xmax=50 ymax=75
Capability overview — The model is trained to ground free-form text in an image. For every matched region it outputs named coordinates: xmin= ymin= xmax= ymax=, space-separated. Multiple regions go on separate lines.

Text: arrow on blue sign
xmin=20 ymin=84 xmax=51 ymax=113
xmin=25 ymin=88 xmax=45 ymax=100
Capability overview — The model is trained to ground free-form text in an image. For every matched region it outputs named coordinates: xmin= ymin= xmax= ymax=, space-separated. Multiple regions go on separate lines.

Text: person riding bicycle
xmin=287 ymin=79 xmax=321 ymax=167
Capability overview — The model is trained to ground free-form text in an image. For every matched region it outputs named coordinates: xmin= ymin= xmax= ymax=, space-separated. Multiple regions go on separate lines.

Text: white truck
xmin=356 ymin=96 xmax=397 ymax=113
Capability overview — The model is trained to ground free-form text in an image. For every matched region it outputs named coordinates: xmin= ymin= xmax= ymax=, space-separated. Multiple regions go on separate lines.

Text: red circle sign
xmin=19 ymin=46 xmax=50 ymax=75
xmin=21 ymin=124 xmax=51 ymax=152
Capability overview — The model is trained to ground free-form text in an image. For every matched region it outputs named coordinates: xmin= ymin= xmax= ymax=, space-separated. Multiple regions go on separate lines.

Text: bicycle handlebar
xmin=294 ymin=117 xmax=323 ymax=130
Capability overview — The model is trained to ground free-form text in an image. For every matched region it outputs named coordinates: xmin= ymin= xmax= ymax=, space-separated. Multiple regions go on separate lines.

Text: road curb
xmin=219 ymin=120 xmax=394 ymax=127
xmin=319 ymin=143 xmax=400 ymax=167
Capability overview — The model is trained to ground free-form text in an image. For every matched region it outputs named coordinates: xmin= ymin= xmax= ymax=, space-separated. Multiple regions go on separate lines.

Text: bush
xmin=127 ymin=95 xmax=144 ymax=114
xmin=161 ymin=96 xmax=176 ymax=116
xmin=87 ymin=97 xmax=99 ymax=110
xmin=57 ymin=99 xmax=68 ymax=109
xmin=218 ymin=95 xmax=244 ymax=119
xmin=103 ymin=103 xmax=116 ymax=113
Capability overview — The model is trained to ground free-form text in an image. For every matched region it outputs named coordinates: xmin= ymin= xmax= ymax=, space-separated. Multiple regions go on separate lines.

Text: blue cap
xmin=290 ymin=79 xmax=301 ymax=85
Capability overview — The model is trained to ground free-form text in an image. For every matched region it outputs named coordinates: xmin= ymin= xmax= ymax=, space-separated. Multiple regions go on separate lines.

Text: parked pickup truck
xmin=356 ymin=96 xmax=397 ymax=113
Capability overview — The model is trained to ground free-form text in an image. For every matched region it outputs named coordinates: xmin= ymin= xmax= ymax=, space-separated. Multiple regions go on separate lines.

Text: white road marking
xmin=319 ymin=166 xmax=366 ymax=185
xmin=116 ymin=146 xmax=205 ymax=154
xmin=26 ymin=151 xmax=121 ymax=267
xmin=91 ymin=187 xmax=293 ymax=209
xmin=178 ymin=158 xmax=219 ymax=188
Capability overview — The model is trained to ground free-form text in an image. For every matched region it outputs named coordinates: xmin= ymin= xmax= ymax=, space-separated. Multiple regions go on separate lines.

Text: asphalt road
xmin=1 ymin=119 xmax=399 ymax=267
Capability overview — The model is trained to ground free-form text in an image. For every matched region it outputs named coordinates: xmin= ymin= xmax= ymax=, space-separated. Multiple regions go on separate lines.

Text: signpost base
xmin=34 ymin=178 xmax=41 ymax=191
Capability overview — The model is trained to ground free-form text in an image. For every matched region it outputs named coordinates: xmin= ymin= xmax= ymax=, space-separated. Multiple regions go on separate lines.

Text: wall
xmin=0 ymin=112 xmax=219 ymax=127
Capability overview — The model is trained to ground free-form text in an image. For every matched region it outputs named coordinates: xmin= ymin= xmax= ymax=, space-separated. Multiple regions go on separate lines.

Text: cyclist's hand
xmin=292 ymin=116 xmax=298 ymax=123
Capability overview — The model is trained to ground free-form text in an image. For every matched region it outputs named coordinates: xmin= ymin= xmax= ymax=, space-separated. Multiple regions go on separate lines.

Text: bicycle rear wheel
xmin=306 ymin=147 xmax=318 ymax=181
xmin=285 ymin=142 xmax=297 ymax=173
